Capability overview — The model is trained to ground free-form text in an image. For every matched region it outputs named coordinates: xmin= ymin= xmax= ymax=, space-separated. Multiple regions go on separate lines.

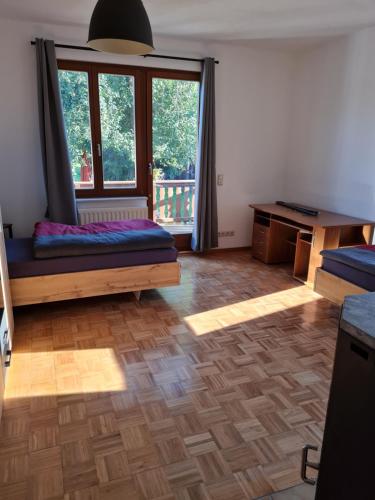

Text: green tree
xmin=152 ymin=78 xmax=199 ymax=180
xmin=59 ymin=70 xmax=92 ymax=183
xmin=59 ymin=71 xmax=200 ymax=183
xmin=99 ymin=73 xmax=136 ymax=183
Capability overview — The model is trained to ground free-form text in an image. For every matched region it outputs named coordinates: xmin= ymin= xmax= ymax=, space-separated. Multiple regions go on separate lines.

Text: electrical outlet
xmin=217 ymin=174 xmax=224 ymax=186
xmin=219 ymin=230 xmax=235 ymax=238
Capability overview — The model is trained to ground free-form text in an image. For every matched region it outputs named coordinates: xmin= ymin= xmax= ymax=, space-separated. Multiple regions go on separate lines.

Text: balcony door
xmin=147 ymin=70 xmax=200 ymax=234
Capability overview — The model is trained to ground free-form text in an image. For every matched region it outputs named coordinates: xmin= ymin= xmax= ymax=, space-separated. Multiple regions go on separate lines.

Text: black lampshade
xmin=88 ymin=0 xmax=154 ymax=55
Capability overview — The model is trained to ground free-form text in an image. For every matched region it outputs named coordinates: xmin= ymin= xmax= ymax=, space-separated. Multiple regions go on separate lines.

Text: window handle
xmin=5 ymin=349 xmax=12 ymax=368
xmin=97 ymin=144 xmax=102 ymax=157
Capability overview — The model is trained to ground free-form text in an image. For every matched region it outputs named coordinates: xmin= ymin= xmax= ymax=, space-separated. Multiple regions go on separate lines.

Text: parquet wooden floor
xmin=0 ymin=251 xmax=339 ymax=500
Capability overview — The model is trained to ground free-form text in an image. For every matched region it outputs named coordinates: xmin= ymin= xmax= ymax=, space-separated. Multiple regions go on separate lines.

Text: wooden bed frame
xmin=314 ymin=267 xmax=368 ymax=305
xmin=9 ymin=262 xmax=181 ymax=306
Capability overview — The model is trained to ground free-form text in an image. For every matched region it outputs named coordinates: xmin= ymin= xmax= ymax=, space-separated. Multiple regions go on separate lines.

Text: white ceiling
xmin=0 ymin=0 xmax=374 ymax=43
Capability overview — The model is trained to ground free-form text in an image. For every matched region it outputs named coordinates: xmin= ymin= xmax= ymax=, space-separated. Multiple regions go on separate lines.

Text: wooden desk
xmin=250 ymin=203 xmax=375 ymax=285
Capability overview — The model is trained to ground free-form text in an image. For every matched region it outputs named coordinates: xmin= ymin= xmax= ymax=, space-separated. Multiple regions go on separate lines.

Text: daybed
xmin=6 ymin=220 xmax=181 ymax=306
xmin=314 ymin=245 xmax=375 ymax=304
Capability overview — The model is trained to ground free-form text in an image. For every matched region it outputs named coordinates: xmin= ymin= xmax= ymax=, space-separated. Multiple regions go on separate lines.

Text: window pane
xmin=59 ymin=70 xmax=94 ymax=190
xmin=152 ymin=78 xmax=199 ymax=226
xmin=99 ymin=74 xmax=137 ymax=190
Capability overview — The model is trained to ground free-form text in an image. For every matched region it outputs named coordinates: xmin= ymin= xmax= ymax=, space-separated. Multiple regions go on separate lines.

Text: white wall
xmin=0 ymin=17 xmax=295 ymax=246
xmin=215 ymin=43 xmax=295 ymax=247
xmin=285 ymin=28 xmax=375 ymax=221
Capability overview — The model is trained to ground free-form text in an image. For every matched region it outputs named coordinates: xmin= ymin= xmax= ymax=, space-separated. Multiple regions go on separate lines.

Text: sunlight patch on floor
xmin=4 ymin=348 xmax=127 ymax=400
xmin=184 ymin=287 xmax=321 ymax=336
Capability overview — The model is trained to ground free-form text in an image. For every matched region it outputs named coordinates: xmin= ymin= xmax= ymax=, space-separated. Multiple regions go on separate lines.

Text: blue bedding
xmin=321 ymin=246 xmax=375 ymax=276
xmin=33 ymin=220 xmax=175 ymax=259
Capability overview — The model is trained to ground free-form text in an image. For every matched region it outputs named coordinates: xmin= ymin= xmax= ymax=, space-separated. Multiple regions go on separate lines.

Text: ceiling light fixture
xmin=87 ymin=0 xmax=154 ymax=55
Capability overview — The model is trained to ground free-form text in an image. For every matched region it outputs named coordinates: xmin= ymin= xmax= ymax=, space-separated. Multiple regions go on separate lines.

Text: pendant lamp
xmin=88 ymin=0 xmax=154 ymax=55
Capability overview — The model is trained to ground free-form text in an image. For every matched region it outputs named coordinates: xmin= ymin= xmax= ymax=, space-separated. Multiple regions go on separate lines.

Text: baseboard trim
xmin=179 ymin=246 xmax=251 ymax=255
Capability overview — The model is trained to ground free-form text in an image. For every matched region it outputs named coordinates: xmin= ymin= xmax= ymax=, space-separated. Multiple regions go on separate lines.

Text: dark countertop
xmin=341 ymin=293 xmax=375 ymax=348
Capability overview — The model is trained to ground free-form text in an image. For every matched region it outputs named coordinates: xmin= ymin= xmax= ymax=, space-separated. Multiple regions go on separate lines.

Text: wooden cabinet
xmin=252 ymin=222 xmax=270 ymax=262
xmin=0 ymin=208 xmax=14 ymax=420
xmin=250 ymin=203 xmax=375 ymax=285
xmin=315 ymin=295 xmax=375 ymax=499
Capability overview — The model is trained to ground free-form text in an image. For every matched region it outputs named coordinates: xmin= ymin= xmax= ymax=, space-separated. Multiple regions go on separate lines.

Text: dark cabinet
xmin=315 ymin=295 xmax=375 ymax=500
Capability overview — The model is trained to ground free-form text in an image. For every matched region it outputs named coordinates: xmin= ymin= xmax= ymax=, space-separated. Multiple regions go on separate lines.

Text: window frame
xmin=58 ymin=60 xmax=200 ymax=200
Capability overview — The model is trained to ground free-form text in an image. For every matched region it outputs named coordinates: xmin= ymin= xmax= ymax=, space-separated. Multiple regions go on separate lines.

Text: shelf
xmin=293 ymin=273 xmax=308 ymax=284
xmin=339 ymin=243 xmax=363 ymax=248
xmin=254 ymin=214 xmax=271 ymax=227
xmin=299 ymin=239 xmax=312 ymax=246
xmin=271 ymin=219 xmax=307 ymax=233
xmin=339 ymin=226 xmax=372 ymax=247
xmin=271 ymin=215 xmax=313 ymax=233
xmin=340 ymin=240 xmax=367 ymax=247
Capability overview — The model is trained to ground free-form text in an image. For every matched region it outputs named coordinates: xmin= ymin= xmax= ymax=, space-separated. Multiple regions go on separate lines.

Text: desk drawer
xmin=253 ymin=222 xmax=269 ymax=238
xmin=252 ymin=223 xmax=270 ymax=262
xmin=252 ymin=244 xmax=266 ymax=261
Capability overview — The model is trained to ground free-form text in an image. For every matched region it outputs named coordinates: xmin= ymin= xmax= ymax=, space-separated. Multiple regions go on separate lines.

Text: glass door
xmin=148 ymin=71 xmax=200 ymax=232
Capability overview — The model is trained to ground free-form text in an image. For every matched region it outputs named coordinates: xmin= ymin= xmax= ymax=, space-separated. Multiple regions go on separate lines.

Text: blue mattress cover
xmin=321 ymin=247 xmax=375 ymax=276
xmin=6 ymin=238 xmax=178 ymax=279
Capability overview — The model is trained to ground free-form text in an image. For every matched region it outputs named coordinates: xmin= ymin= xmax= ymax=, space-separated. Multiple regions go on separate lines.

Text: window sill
xmin=76 ymin=197 xmax=147 ymax=203
xmin=76 ymin=197 xmax=148 ymax=209
xmin=162 ymin=224 xmax=193 ymax=235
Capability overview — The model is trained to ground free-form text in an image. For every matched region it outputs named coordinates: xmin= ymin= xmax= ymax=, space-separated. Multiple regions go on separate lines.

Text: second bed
xmin=315 ymin=245 xmax=375 ymax=304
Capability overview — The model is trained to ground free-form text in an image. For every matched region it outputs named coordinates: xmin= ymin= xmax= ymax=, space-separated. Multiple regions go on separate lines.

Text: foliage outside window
xmin=152 ymin=78 xmax=199 ymax=182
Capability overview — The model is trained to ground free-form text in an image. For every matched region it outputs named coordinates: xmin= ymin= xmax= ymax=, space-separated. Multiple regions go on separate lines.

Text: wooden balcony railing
xmin=74 ymin=178 xmax=196 ymax=225
xmin=154 ymin=180 xmax=195 ymax=224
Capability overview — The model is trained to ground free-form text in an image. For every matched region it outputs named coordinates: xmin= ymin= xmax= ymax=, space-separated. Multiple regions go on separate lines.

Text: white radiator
xmin=78 ymin=207 xmax=149 ymax=224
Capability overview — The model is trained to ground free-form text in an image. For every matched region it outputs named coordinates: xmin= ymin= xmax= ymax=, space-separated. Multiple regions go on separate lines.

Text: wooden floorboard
xmin=0 ymin=251 xmax=339 ymax=499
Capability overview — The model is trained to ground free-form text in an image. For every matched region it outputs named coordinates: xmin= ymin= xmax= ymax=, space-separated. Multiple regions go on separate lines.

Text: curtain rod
xmin=30 ymin=41 xmax=219 ymax=64
xmin=30 ymin=41 xmax=95 ymax=52
xmin=143 ymin=54 xmax=219 ymax=64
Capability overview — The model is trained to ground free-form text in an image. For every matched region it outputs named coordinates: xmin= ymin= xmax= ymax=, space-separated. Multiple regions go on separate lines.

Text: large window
xmin=58 ymin=61 xmax=145 ymax=197
xmin=58 ymin=61 xmax=200 ymax=227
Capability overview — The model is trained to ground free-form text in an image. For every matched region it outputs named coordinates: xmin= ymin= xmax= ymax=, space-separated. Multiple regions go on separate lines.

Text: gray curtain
xmin=192 ymin=58 xmax=218 ymax=252
xmin=36 ymin=38 xmax=78 ymax=225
